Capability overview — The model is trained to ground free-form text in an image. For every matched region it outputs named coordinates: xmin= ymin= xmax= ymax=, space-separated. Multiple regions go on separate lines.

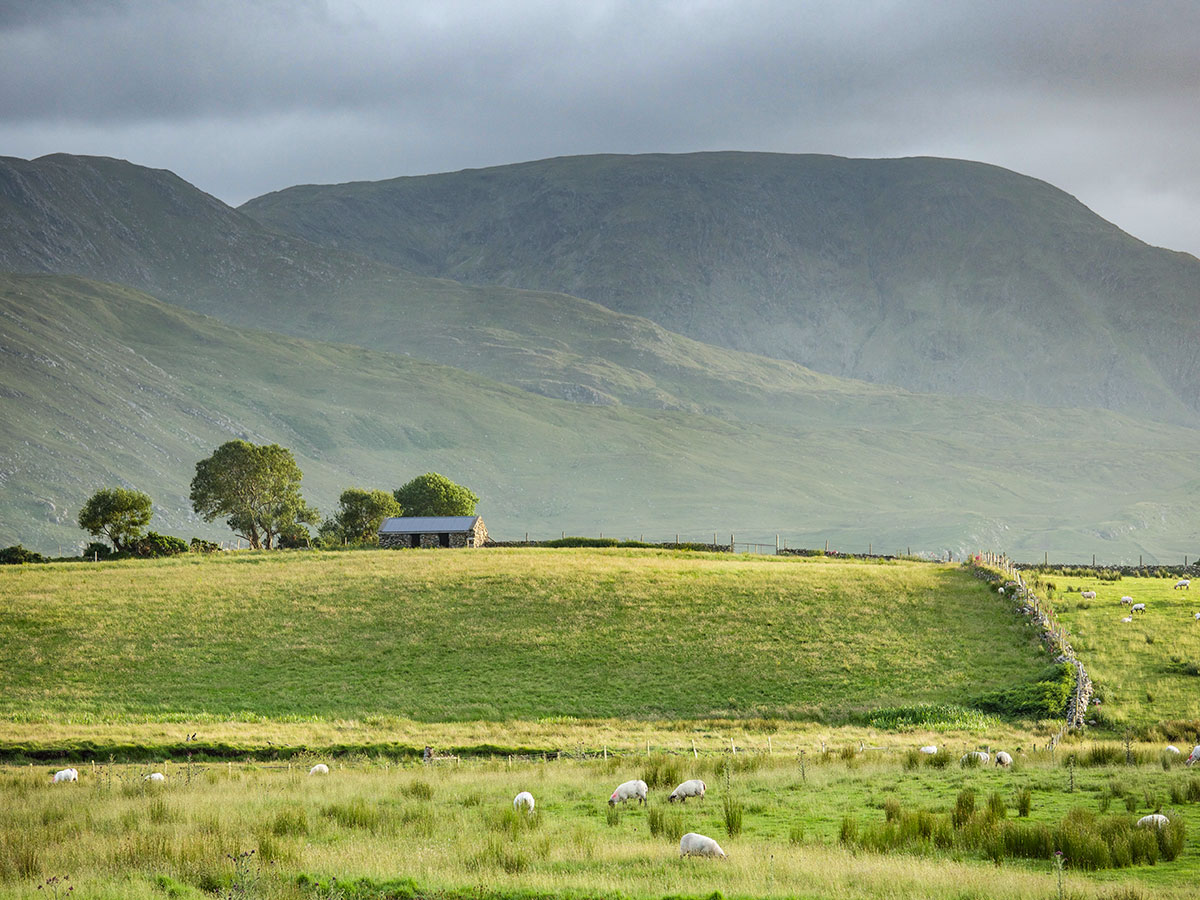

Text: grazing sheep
xmin=609 ymin=779 xmax=648 ymax=805
xmin=668 ymin=779 xmax=706 ymax=803
xmin=1175 ymin=579 xmax=1190 ymax=589
xmin=997 ymin=587 xmax=1005 ymax=594
xmin=919 ymin=745 xmax=938 ymax=755
xmin=1194 ymin=612 xmax=1200 ymax=620
xmin=145 ymin=772 xmax=166 ymax=783
xmin=513 ymin=791 xmax=535 ymax=812
xmin=1137 ymin=814 xmax=1169 ymax=829
xmin=51 ymin=768 xmax=78 ymax=783
xmin=1131 ymin=603 xmax=1146 ymax=614
xmin=679 ymin=832 xmax=727 ymax=858
xmin=1121 ymin=616 xmax=1133 ymax=623
xmin=994 ymin=751 xmax=1013 ymax=767
xmin=1187 ymin=746 xmax=1200 ymax=767
xmin=1121 ymin=596 xmax=1133 ymax=605
xmin=1081 ymin=590 xmax=1097 ymax=600
xmin=961 ymin=751 xmax=989 ymax=765
xmin=308 ymin=763 xmax=329 ymax=776
xmin=1166 ymin=745 xmax=1181 ymax=755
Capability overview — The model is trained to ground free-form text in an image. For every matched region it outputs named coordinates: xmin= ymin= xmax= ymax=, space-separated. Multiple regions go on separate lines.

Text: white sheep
xmin=668 ymin=779 xmax=706 ymax=803
xmin=919 ymin=745 xmax=938 ymax=755
xmin=961 ymin=751 xmax=989 ymax=765
xmin=1176 ymin=579 xmax=1190 ymax=589
xmin=1137 ymin=813 xmax=1169 ymax=829
xmin=994 ymin=751 xmax=1013 ymax=767
xmin=1193 ymin=612 xmax=1199 ymax=620
xmin=1081 ymin=590 xmax=1097 ymax=600
xmin=1120 ymin=596 xmax=1133 ymax=605
xmin=145 ymin=772 xmax=166 ymax=783
xmin=1131 ymin=603 xmax=1146 ymax=614
xmin=51 ymin=768 xmax=78 ymax=783
xmin=308 ymin=763 xmax=329 ymax=776
xmin=609 ymin=779 xmax=648 ymax=805
xmin=1187 ymin=746 xmax=1200 ymax=767
xmin=679 ymin=832 xmax=727 ymax=858
xmin=513 ymin=791 xmax=535 ymax=812
xmin=1121 ymin=616 xmax=1133 ymax=623
xmin=1166 ymin=745 xmax=1181 ymax=755
xmin=997 ymin=587 xmax=1005 ymax=594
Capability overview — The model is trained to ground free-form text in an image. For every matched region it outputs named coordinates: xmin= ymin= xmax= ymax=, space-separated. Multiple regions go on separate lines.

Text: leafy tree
xmin=336 ymin=488 xmax=402 ymax=543
xmin=189 ymin=441 xmax=318 ymax=549
xmin=393 ymin=472 xmax=479 ymax=517
xmin=77 ymin=487 xmax=153 ymax=552
xmin=0 ymin=544 xmax=46 ymax=565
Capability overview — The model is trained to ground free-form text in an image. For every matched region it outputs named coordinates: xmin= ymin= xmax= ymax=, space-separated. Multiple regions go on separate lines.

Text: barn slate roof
xmin=378 ymin=516 xmax=482 ymax=534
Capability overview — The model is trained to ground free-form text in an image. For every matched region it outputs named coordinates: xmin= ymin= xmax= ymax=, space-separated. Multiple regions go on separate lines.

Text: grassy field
xmin=3 ymin=746 xmax=1198 ymax=899
xmin=0 ymin=550 xmax=1050 ymax=728
xmin=1033 ymin=573 xmax=1200 ymax=731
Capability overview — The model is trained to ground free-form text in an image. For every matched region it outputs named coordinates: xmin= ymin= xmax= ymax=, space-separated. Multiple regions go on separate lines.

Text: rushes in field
xmin=1015 ymin=787 xmax=1032 ymax=817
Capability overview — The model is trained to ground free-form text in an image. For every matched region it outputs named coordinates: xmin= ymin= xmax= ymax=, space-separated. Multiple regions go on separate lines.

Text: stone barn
xmin=377 ymin=515 xmax=488 ymax=549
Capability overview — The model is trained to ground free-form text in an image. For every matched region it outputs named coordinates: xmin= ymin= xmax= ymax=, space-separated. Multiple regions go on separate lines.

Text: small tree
xmin=78 ymin=487 xmax=153 ymax=553
xmin=189 ymin=440 xmax=318 ymax=549
xmin=393 ymin=472 xmax=479 ymax=517
xmin=336 ymin=488 xmax=402 ymax=543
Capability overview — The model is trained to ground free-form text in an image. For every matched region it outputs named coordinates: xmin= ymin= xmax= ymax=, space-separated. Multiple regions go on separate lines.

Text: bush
xmin=189 ymin=537 xmax=221 ymax=553
xmin=722 ymin=793 xmax=744 ymax=837
xmin=974 ymin=663 xmax=1075 ymax=719
xmin=83 ymin=541 xmax=113 ymax=560
xmin=134 ymin=531 xmax=189 ymax=558
xmin=542 ymin=537 xmax=619 ymax=548
xmin=0 ymin=545 xmax=45 ymax=564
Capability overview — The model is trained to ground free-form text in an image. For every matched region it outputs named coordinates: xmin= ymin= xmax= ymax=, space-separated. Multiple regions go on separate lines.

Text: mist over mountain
xmin=242 ymin=152 xmax=1200 ymax=423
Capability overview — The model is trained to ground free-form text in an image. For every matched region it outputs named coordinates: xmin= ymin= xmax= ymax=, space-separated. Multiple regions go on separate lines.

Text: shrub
xmin=0 ymin=544 xmax=45 ymax=564
xmin=788 ymin=822 xmax=805 ymax=845
xmin=974 ymin=664 xmax=1074 ymax=719
xmin=134 ymin=531 xmax=189 ymax=558
xmin=986 ymin=791 xmax=1007 ymax=820
xmin=1156 ymin=815 xmax=1186 ymax=861
xmin=83 ymin=541 xmax=113 ymax=560
xmin=926 ymin=748 xmax=953 ymax=769
xmin=401 ymin=780 xmax=433 ymax=801
xmin=190 ymin=537 xmax=221 ymax=553
xmin=884 ymin=797 xmax=902 ymax=822
xmin=542 ymin=537 xmax=619 ymax=548
xmin=839 ymin=815 xmax=858 ymax=844
xmin=605 ymin=805 xmax=620 ymax=827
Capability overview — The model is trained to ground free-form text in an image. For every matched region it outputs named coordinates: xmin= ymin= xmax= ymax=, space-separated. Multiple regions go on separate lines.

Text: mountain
xmin=0 ymin=152 xmax=914 ymax=423
xmin=4 ymin=273 xmax=1200 ymax=561
xmin=241 ymin=152 xmax=1200 ymax=423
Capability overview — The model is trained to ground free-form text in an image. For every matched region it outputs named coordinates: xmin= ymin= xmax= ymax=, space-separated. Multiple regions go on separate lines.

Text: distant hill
xmin=0 ymin=153 xmax=916 ymax=422
xmin=241 ymin=152 xmax=1200 ymax=423
xmin=3 ymin=273 xmax=1200 ymax=561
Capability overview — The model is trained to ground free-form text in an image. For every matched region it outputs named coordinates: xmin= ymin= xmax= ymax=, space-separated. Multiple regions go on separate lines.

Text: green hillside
xmin=0 ymin=153 xmax=906 ymax=424
xmin=4 ymin=273 xmax=1200 ymax=559
xmin=242 ymin=151 xmax=1200 ymax=423
xmin=0 ymin=550 xmax=1050 ymax=722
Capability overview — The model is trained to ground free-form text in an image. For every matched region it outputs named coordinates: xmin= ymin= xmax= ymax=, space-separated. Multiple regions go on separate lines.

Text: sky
xmin=3 ymin=0 xmax=1200 ymax=255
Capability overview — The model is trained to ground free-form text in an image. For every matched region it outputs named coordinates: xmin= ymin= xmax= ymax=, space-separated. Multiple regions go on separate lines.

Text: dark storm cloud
xmin=3 ymin=0 xmax=1200 ymax=253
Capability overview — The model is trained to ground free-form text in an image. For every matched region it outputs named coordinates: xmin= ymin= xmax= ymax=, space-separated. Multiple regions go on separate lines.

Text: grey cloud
xmin=2 ymin=0 xmax=1199 ymax=254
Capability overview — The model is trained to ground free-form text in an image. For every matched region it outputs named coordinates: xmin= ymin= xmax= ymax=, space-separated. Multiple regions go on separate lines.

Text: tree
xmin=336 ymin=488 xmax=402 ymax=543
xmin=393 ymin=472 xmax=479 ymax=517
xmin=78 ymin=487 xmax=153 ymax=552
xmin=189 ymin=441 xmax=318 ymax=549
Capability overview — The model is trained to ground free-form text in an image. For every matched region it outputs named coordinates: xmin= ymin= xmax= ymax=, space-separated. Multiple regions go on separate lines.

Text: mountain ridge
xmin=240 ymin=150 xmax=1200 ymax=423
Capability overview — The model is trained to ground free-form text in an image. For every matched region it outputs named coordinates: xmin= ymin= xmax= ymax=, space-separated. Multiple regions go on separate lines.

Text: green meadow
xmin=0 ymin=550 xmax=1048 ymax=726
xmin=1035 ymin=572 xmax=1200 ymax=731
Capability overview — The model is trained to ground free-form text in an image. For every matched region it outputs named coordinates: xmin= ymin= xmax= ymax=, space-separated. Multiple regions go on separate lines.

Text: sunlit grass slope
xmin=0 ymin=550 xmax=1049 ymax=723
xmin=1043 ymin=574 xmax=1200 ymax=730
